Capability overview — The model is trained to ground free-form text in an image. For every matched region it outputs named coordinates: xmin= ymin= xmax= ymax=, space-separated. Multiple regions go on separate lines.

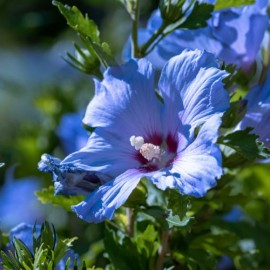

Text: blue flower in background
xmin=57 ymin=112 xmax=89 ymax=154
xmin=239 ymin=70 xmax=270 ymax=149
xmin=222 ymin=206 xmax=245 ymax=223
xmin=1 ymin=223 xmax=78 ymax=269
xmin=217 ymin=256 xmax=235 ymax=270
xmin=140 ymin=0 xmax=268 ymax=70
xmin=0 ymin=168 xmax=45 ymax=231
xmin=39 ymin=49 xmax=229 ymax=223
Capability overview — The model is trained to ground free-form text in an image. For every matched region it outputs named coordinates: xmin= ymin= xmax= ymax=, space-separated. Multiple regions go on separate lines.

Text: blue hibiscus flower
xmin=238 ymin=70 xmax=270 ymax=149
xmin=39 ymin=49 xmax=229 ymax=223
xmin=57 ymin=112 xmax=89 ymax=154
xmin=139 ymin=0 xmax=268 ymax=70
xmin=0 ymin=168 xmax=45 ymax=230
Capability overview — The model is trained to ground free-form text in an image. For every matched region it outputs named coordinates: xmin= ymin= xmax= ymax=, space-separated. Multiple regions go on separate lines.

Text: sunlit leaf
xmin=219 ymin=128 xmax=270 ymax=161
xmin=52 ymin=1 xmax=100 ymax=42
xmin=35 ymin=186 xmax=84 ymax=212
xmin=215 ymin=0 xmax=255 ymax=10
xmin=166 ymin=213 xmax=194 ymax=229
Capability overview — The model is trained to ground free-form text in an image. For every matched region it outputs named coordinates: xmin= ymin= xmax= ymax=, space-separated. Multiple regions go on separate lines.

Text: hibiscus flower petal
xmin=159 ymin=49 xmax=229 ymax=136
xmin=72 ymin=169 xmax=143 ymax=223
xmin=170 ymin=114 xmax=223 ymax=197
xmin=83 ymin=58 xmax=162 ymax=141
xmin=61 ymin=129 xmax=141 ymax=177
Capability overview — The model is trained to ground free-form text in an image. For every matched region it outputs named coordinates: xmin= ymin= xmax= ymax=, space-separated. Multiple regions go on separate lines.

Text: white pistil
xmin=130 ymin=135 xmax=161 ymax=161
xmin=130 ymin=135 xmax=144 ymax=150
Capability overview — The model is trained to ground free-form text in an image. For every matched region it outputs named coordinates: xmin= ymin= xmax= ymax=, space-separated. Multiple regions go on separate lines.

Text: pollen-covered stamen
xmin=140 ymin=143 xmax=161 ymax=161
xmin=130 ymin=135 xmax=161 ymax=162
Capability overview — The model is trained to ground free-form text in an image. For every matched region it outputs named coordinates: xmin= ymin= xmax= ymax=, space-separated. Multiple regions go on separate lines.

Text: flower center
xmin=130 ymin=135 xmax=161 ymax=162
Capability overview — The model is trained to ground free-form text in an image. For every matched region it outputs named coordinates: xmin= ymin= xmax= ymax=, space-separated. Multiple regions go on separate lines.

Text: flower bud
xmin=71 ymin=46 xmax=101 ymax=77
xmin=119 ymin=0 xmax=137 ymax=18
xmin=159 ymin=0 xmax=185 ymax=22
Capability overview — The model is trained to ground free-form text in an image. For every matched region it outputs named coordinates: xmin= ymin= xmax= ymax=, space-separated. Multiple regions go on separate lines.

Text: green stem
xmin=126 ymin=208 xmax=136 ymax=237
xmin=156 ymin=229 xmax=170 ymax=270
xmin=140 ymin=21 xmax=168 ymax=57
xmin=131 ymin=0 xmax=141 ymax=58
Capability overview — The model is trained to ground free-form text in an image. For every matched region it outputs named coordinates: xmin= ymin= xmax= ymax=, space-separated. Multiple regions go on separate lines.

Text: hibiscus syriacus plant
xmin=39 ymin=49 xmax=230 ymax=223
xmin=2 ymin=0 xmax=270 ymax=269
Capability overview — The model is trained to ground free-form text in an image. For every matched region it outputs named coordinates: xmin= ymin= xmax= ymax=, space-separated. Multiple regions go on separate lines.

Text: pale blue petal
xmin=155 ymin=27 xmax=224 ymax=69
xmin=159 ymin=49 xmax=229 ymax=136
xmin=170 ymin=115 xmax=223 ymax=197
xmin=143 ymin=3 xmax=268 ymax=69
xmin=83 ymin=59 xmax=162 ymax=140
xmin=61 ymin=128 xmax=142 ymax=177
xmin=72 ymin=169 xmax=143 ymax=223
xmin=218 ymin=6 xmax=269 ymax=68
xmin=240 ymin=103 xmax=270 ymax=148
xmin=147 ymin=115 xmax=223 ymax=195
xmin=238 ymin=70 xmax=270 ymax=148
xmin=146 ymin=170 xmax=176 ymax=191
xmin=245 ymin=70 xmax=270 ymax=105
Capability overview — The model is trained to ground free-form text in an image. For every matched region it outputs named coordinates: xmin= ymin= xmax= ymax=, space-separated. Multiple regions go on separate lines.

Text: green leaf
xmin=186 ymin=249 xmax=217 ymax=270
xmin=219 ymin=128 xmax=270 ymax=161
xmin=189 ymin=231 xmax=239 ymax=256
xmin=167 ymin=189 xmax=191 ymax=219
xmin=1 ymin=250 xmax=22 ymax=269
xmin=54 ymin=240 xmax=69 ymax=266
xmin=54 ymin=237 xmax=78 ymax=267
xmin=136 ymin=225 xmax=159 ymax=257
xmin=104 ymin=226 xmax=146 ymax=270
xmin=144 ymin=178 xmax=167 ymax=207
xmin=124 ymin=182 xmax=147 ymax=208
xmin=136 ymin=225 xmax=159 ymax=269
xmin=80 ymin=35 xmax=116 ymax=68
xmin=179 ymin=3 xmax=214 ymax=29
xmin=33 ymin=244 xmax=48 ymax=270
xmin=35 ymin=186 xmax=84 ymax=212
xmin=1 ymin=221 xmax=81 ymax=270
xmin=13 ymin=237 xmax=34 ymax=268
xmin=52 ymin=1 xmax=116 ymax=69
xmin=63 ymin=237 xmax=78 ymax=248
xmin=221 ymin=99 xmax=247 ymax=128
xmin=214 ymin=0 xmax=255 ymax=11
xmin=64 ymin=43 xmax=102 ymax=78
xmin=166 ymin=213 xmax=194 ymax=229
xmin=52 ymin=1 xmax=99 ymax=42
xmin=144 ymin=206 xmax=170 ymax=228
